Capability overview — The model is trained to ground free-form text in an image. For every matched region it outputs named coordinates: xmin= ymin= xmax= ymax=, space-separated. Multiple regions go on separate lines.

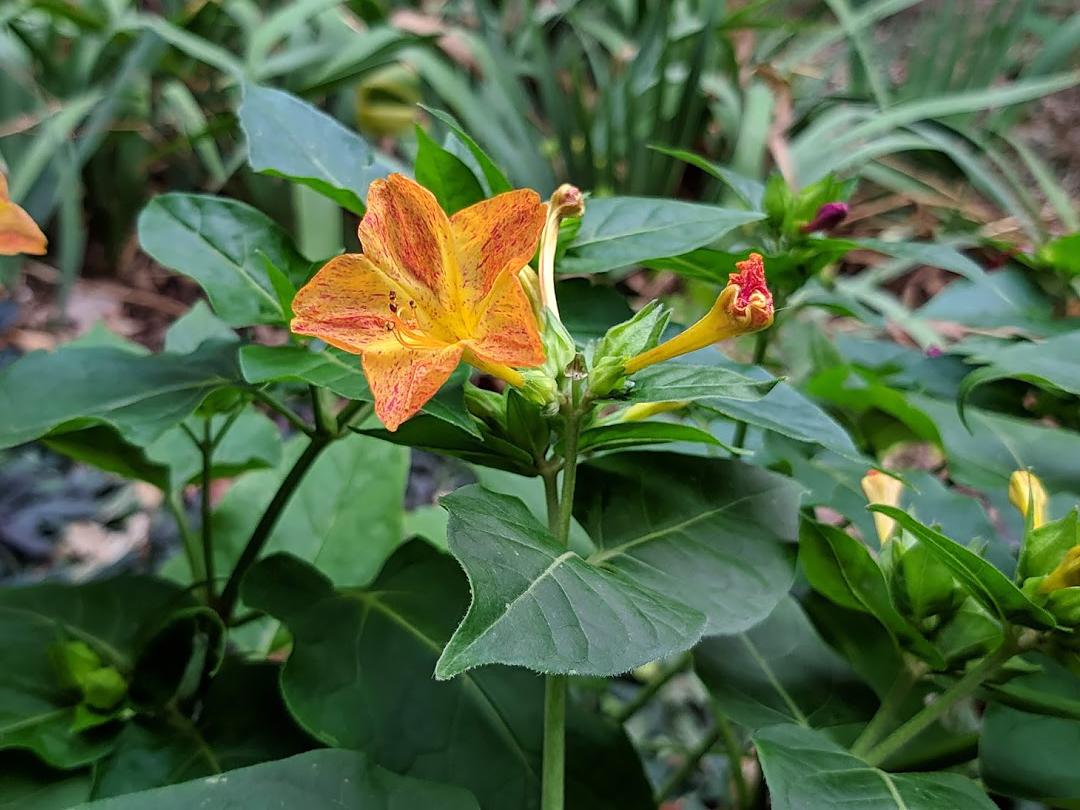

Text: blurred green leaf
xmin=981 ymin=704 xmax=1080 ymax=805
xmin=413 ymin=125 xmax=486 ymax=215
xmin=562 ymin=198 xmax=764 ymax=274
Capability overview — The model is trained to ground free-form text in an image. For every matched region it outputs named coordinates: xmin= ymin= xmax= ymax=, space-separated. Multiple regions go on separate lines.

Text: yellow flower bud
xmin=1009 ymin=470 xmax=1048 ymax=530
xmin=622 ymin=401 xmax=691 ymax=421
xmin=1041 ymin=546 xmax=1080 ymax=593
xmin=623 ymin=254 xmax=773 ymax=374
xmin=861 ymin=469 xmax=904 ymax=545
xmin=537 ymin=184 xmax=584 ymax=322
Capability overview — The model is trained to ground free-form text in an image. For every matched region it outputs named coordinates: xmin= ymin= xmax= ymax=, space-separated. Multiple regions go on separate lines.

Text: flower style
xmin=623 ymin=253 xmax=774 ymax=374
xmin=1009 ymin=470 xmax=1048 ymax=530
xmin=861 ymin=469 xmax=904 ymax=545
xmin=291 ymin=174 xmax=547 ymax=431
xmin=0 ymin=172 xmax=47 ymax=256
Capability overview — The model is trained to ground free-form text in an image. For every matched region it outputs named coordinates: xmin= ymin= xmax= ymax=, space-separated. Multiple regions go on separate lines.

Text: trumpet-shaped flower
xmin=623 ymin=253 xmax=774 ymax=374
xmin=291 ymin=174 xmax=547 ymax=431
xmin=1009 ymin=470 xmax=1048 ymax=530
xmin=0 ymin=172 xmax=47 ymax=256
xmin=861 ymin=470 xmax=904 ymax=545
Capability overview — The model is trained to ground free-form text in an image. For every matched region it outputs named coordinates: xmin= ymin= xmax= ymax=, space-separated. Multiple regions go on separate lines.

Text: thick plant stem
xmin=541 ymin=398 xmax=585 ymax=810
xmin=542 ymin=469 xmax=560 ymax=534
xmin=199 ymin=421 xmax=216 ymax=600
xmin=215 ymin=436 xmax=330 ymax=622
xmin=542 ymin=674 xmax=568 ymax=810
xmin=850 ymin=661 xmax=924 ymax=758
xmin=731 ymin=329 xmax=770 ymax=450
xmin=863 ymin=644 xmax=1015 ymax=767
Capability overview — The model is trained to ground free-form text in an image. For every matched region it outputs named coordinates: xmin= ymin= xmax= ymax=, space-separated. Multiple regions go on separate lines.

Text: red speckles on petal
xmin=362 ymin=342 xmax=463 ymax=431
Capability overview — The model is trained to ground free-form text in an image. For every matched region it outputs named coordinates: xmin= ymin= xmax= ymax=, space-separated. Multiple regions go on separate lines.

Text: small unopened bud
xmin=538 ymin=184 xmax=585 ymax=322
xmin=800 ymin=202 xmax=849 ymax=234
xmin=519 ymin=369 xmax=559 ymax=408
xmin=861 ymin=470 xmax=904 ymax=545
xmin=1009 ymin=470 xmax=1048 ymax=530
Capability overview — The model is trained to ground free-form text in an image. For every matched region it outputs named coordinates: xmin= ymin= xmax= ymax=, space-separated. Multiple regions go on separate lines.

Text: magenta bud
xmin=925 ymin=346 xmax=943 ymax=358
xmin=800 ymin=202 xmax=849 ymax=233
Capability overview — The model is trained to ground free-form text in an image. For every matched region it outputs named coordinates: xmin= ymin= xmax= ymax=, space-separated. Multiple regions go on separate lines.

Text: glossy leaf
xmin=414 ymin=126 xmax=486 ymax=215
xmin=756 ymin=724 xmax=997 ymax=810
xmin=73 ymin=749 xmax=479 ymax=810
xmin=577 ymin=421 xmax=723 ymax=454
xmin=239 ymin=83 xmax=387 ymax=215
xmin=208 ymin=433 xmax=407 ymax=588
xmin=435 ymin=486 xmax=706 ymax=678
xmin=981 ymin=705 xmax=1080 ymax=804
xmin=562 ymin=197 xmax=764 ymax=274
xmin=356 ymin=416 xmax=534 ymax=475
xmin=574 ymin=453 xmax=800 ymax=635
xmin=90 ymin=660 xmax=314 ymax=799
xmin=242 ymin=546 xmax=654 ymax=810
xmin=800 ymin=522 xmax=944 ymax=667
xmin=0 ymin=340 xmax=240 ymax=450
xmin=873 ymin=506 xmax=1057 ymax=629
xmin=695 ymin=596 xmax=878 ymax=730
xmin=138 ymin=194 xmax=313 ymax=327
xmin=619 ymin=363 xmax=777 ymax=405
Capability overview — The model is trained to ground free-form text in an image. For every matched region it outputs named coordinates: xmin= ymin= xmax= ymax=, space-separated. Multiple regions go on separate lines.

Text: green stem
xmin=200 ymin=420 xmax=216 ymax=601
xmin=215 ymin=436 xmax=331 ymax=622
xmin=334 ymin=399 xmax=372 ymax=434
xmin=310 ymin=384 xmax=331 ymax=437
xmin=731 ymin=329 xmax=771 ymax=450
xmin=540 ymin=396 xmax=586 ymax=810
xmin=250 ymin=387 xmax=313 ymax=436
xmin=716 ymin=713 xmax=751 ymax=810
xmin=166 ymin=490 xmax=203 ymax=585
xmin=542 ymin=468 xmax=560 ymax=534
xmin=863 ymin=644 xmax=1015 ymax=767
xmin=542 ymin=674 xmax=567 ymax=810
xmin=657 ymin=724 xmax=724 ymax=802
xmin=613 ymin=651 xmax=691 ymax=724
xmin=850 ymin=661 xmax=924 ymax=758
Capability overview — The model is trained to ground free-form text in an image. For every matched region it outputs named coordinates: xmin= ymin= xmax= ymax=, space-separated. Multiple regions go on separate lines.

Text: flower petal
xmin=358 ymin=174 xmax=461 ymax=330
xmin=467 ymin=276 xmax=544 ymax=369
xmin=0 ymin=173 xmax=47 ymax=256
xmin=291 ymin=254 xmax=396 ymax=353
xmin=362 ymin=342 xmax=463 ymax=431
xmin=450 ymin=190 xmax=545 ymax=311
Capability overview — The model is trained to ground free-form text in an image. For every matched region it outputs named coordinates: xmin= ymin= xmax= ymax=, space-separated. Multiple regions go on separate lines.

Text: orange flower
xmin=623 ymin=253 xmax=774 ymax=373
xmin=291 ymin=174 xmax=547 ymax=431
xmin=0 ymin=172 xmax=47 ymax=256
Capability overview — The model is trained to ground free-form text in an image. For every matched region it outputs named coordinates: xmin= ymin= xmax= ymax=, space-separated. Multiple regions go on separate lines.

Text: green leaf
xmin=0 ymin=751 xmax=92 ymax=809
xmin=959 ymin=331 xmax=1080 ymax=421
xmin=90 ymin=660 xmax=314 ymax=799
xmin=984 ymin=653 xmax=1080 ymax=722
xmin=648 ymin=145 xmax=765 ymax=208
xmin=562 ymin=197 xmax=764 ymax=274
xmin=162 ymin=301 xmax=237 ymax=354
xmin=695 ymin=596 xmax=878 ymax=730
xmin=239 ymin=344 xmax=478 ymax=435
xmin=239 ymin=83 xmax=388 ymax=215
xmin=981 ymin=705 xmax=1080 ymax=805
xmin=138 ymin=194 xmax=313 ymax=327
xmin=434 ymin=486 xmax=706 ymax=679
xmin=0 ymin=577 xmax=192 ymax=768
xmin=73 ymin=749 xmax=479 ymax=810
xmin=873 ymin=506 xmax=1058 ymax=629
xmin=620 ymin=363 xmax=778 ymax=404
xmin=242 ymin=546 xmax=654 ymax=810
xmin=0 ymin=340 xmax=240 ymax=451
xmin=0 ymin=607 xmax=121 ymax=768
xmin=209 ymin=433 xmax=407 ymax=588
xmin=421 ymin=107 xmax=513 ymax=195
xmin=575 ymin=453 xmax=801 ymax=635
xmin=799 ymin=522 xmax=945 ymax=668
xmin=578 ymin=421 xmax=723 ymax=454
xmin=853 ymin=238 xmax=989 ymax=285
xmin=756 ymin=723 xmax=997 ymax=810
xmin=918 ymin=269 xmax=1072 ymax=338
xmin=413 ymin=125 xmax=486 ymax=215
